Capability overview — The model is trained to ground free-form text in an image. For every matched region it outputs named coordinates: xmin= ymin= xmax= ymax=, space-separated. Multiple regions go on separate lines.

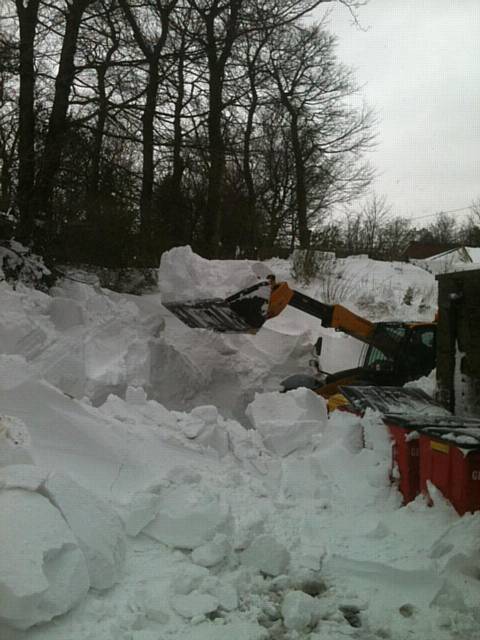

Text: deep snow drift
xmin=2 ymin=246 xmax=479 ymax=640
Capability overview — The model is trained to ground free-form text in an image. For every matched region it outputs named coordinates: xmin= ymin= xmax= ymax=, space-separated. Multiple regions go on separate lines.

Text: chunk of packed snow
xmin=171 ymin=592 xmax=219 ymax=618
xmin=0 ymin=354 xmax=35 ymax=391
xmin=170 ymin=564 xmax=210 ymax=595
xmin=241 ymin=534 xmax=291 ymax=576
xmin=43 ymin=473 xmax=126 ymax=590
xmin=0 ymin=415 xmax=33 ymax=466
xmin=246 ymin=388 xmax=327 ymax=456
xmin=49 ymin=297 xmax=84 ymax=330
xmin=281 ymin=590 xmax=319 ymax=631
xmin=144 ymin=484 xmax=230 ymax=549
xmin=121 ymin=490 xmax=161 ymax=537
xmin=125 ymin=385 xmax=148 ymax=404
xmin=0 ymin=488 xmax=89 ymax=629
xmin=0 ymin=463 xmax=47 ymax=491
xmin=201 ymin=576 xmax=238 ymax=610
xmin=178 ymin=408 xmax=229 ymax=455
xmin=191 ymin=533 xmax=230 ymax=567
xmin=158 ymin=245 xmax=270 ymax=303
xmin=134 ymin=579 xmax=170 ymax=624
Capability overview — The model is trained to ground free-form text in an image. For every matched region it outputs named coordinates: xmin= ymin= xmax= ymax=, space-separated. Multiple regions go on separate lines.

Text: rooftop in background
xmin=402 ymin=242 xmax=458 ymax=261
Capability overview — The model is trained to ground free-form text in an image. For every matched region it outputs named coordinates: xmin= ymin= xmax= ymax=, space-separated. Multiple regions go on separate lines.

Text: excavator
xmin=164 ymin=276 xmax=436 ymax=407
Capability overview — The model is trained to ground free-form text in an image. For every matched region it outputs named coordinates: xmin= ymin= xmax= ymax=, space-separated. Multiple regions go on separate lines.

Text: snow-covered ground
xmin=2 ymin=246 xmax=480 ymax=640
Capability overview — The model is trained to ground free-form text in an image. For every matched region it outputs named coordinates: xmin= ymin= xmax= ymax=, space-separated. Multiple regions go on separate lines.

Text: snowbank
xmin=2 ymin=247 xmax=479 ymax=640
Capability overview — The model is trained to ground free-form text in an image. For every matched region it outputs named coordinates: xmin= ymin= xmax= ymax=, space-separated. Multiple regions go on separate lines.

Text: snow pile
xmin=2 ymin=247 xmax=480 ymax=640
xmin=99 ymin=389 xmax=266 ymax=462
xmin=246 ymin=387 xmax=328 ymax=456
xmin=158 ymin=245 xmax=272 ymax=303
xmin=0 ymin=464 xmax=125 ymax=630
xmin=0 ymin=275 xmax=159 ymax=405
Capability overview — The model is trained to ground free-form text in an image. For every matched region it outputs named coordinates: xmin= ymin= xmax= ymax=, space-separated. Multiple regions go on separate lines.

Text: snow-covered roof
xmin=466 ymin=246 xmax=480 ymax=262
xmin=424 ymin=246 xmax=480 ymax=263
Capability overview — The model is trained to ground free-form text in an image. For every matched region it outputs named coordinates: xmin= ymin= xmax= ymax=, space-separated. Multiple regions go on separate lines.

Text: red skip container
xmin=384 ymin=419 xmax=421 ymax=504
xmin=419 ymin=426 xmax=480 ymax=515
xmin=381 ymin=415 xmax=480 ymax=507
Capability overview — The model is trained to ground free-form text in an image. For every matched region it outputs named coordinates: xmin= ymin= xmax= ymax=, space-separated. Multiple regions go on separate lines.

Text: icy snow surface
xmin=2 ymin=246 xmax=480 ymax=639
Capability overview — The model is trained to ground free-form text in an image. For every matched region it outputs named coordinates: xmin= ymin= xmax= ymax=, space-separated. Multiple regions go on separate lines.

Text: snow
xmin=0 ymin=488 xmax=89 ymax=630
xmin=0 ymin=415 xmax=33 ymax=466
xmin=241 ymin=534 xmax=291 ymax=576
xmin=246 ymin=387 xmax=328 ymax=456
xmin=42 ymin=472 xmax=126 ymax=590
xmin=2 ymin=246 xmax=480 ymax=639
xmin=143 ymin=484 xmax=230 ymax=549
xmin=191 ymin=534 xmax=230 ymax=567
xmin=281 ymin=590 xmax=320 ymax=631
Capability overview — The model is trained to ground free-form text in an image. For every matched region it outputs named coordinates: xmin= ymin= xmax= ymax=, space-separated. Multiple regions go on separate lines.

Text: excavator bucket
xmin=163 ymin=281 xmax=272 ymax=333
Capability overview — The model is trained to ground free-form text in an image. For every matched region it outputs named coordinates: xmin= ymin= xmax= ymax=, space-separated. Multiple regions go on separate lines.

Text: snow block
xmin=121 ymin=491 xmax=161 ymax=537
xmin=0 ymin=463 xmax=47 ymax=491
xmin=246 ymin=389 xmax=327 ymax=456
xmin=200 ymin=576 xmax=238 ymax=611
xmin=191 ymin=534 xmax=230 ymax=567
xmin=171 ymin=592 xmax=219 ymax=618
xmin=49 ymin=297 xmax=84 ymax=330
xmin=178 ymin=406 xmax=229 ymax=456
xmin=43 ymin=473 xmax=126 ymax=590
xmin=0 ymin=354 xmax=35 ymax=391
xmin=241 ymin=534 xmax=290 ymax=576
xmin=0 ymin=415 xmax=33 ymax=467
xmin=170 ymin=564 xmax=210 ymax=595
xmin=281 ymin=590 xmax=319 ymax=631
xmin=134 ymin=579 xmax=170 ymax=624
xmin=0 ymin=488 xmax=89 ymax=630
xmin=144 ymin=485 xmax=230 ymax=549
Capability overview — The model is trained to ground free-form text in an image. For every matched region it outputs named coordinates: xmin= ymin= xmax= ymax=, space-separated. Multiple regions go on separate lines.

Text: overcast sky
xmin=312 ymin=0 xmax=480 ymax=224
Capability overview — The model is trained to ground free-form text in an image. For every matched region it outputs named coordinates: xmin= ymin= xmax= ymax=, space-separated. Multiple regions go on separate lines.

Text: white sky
xmin=312 ymin=0 xmax=480 ymax=224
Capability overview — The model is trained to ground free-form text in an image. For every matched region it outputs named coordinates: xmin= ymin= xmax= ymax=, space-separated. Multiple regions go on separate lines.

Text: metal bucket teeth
xmin=164 ymin=299 xmax=253 ymax=332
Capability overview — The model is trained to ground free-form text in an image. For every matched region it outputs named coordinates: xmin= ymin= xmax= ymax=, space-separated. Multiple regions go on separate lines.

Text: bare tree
xmin=32 ymin=0 xmax=97 ymax=237
xmin=15 ymin=0 xmax=41 ymax=240
xmin=425 ymin=212 xmax=458 ymax=245
xmin=0 ymin=30 xmax=19 ymax=213
xmin=118 ymin=0 xmax=178 ymax=252
xmin=265 ymin=22 xmax=374 ymax=248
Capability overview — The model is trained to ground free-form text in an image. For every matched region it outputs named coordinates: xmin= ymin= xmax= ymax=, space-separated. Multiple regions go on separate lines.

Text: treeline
xmin=0 ymin=0 xmax=374 ymax=266
xmin=310 ymin=195 xmax=480 ymax=261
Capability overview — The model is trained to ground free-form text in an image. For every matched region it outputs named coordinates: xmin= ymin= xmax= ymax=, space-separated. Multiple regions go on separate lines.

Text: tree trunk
xmin=139 ymin=57 xmax=160 ymax=245
xmin=15 ymin=0 xmax=40 ymax=241
xmin=205 ymin=67 xmax=225 ymax=257
xmin=243 ymin=87 xmax=258 ymax=254
xmin=289 ymin=111 xmax=309 ymax=248
xmin=88 ymin=65 xmax=108 ymax=209
xmin=200 ymin=0 xmax=241 ymax=258
xmin=34 ymin=0 xmax=91 ymax=232
xmin=170 ymin=39 xmax=186 ymax=245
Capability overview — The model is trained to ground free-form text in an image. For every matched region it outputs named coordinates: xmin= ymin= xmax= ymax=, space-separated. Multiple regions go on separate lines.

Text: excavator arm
xmin=164 ymin=278 xmax=400 ymax=355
